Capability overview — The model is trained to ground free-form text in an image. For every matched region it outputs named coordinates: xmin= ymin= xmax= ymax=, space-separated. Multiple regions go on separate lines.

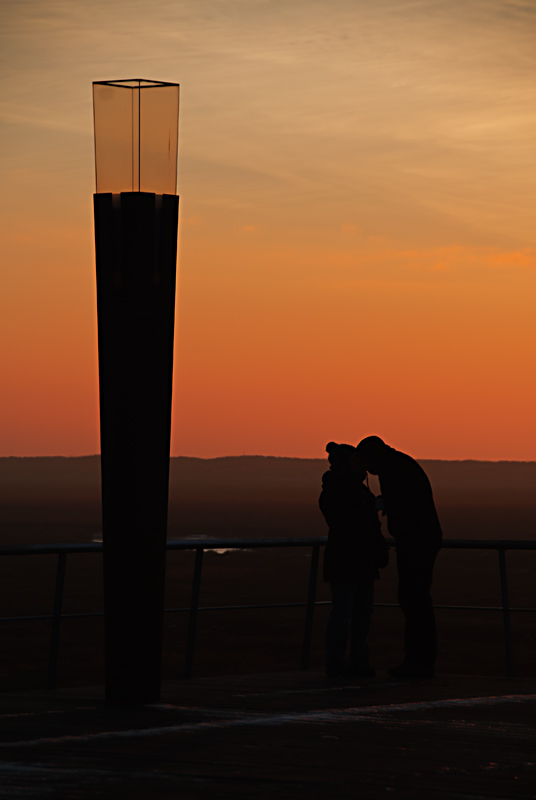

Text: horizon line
xmin=1 ymin=454 xmax=535 ymax=464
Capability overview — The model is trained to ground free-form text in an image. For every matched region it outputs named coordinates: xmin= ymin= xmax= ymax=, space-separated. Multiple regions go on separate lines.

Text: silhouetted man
xmin=355 ymin=436 xmax=442 ymax=678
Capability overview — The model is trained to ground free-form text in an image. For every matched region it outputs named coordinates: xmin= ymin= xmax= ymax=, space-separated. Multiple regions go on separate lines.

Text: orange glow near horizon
xmin=170 ymin=240 xmax=535 ymax=460
xmin=2 ymin=230 xmax=534 ymax=460
xmin=1 ymin=1 xmax=535 ymax=461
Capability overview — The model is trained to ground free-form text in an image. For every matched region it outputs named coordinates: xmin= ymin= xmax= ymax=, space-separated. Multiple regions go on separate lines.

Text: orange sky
xmin=1 ymin=0 xmax=535 ymax=460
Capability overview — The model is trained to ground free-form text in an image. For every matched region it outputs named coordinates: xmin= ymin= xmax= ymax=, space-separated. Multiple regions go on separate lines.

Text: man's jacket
xmin=378 ymin=449 xmax=442 ymax=554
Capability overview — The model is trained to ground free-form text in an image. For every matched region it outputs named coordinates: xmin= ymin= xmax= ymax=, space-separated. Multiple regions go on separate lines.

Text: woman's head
xmin=326 ymin=442 xmax=366 ymax=481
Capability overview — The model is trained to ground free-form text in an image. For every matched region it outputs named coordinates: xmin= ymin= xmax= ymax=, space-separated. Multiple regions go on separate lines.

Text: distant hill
xmin=0 ymin=455 xmax=534 ymax=506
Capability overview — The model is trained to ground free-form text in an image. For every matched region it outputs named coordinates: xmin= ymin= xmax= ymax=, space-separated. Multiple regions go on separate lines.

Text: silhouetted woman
xmin=319 ymin=442 xmax=388 ymax=677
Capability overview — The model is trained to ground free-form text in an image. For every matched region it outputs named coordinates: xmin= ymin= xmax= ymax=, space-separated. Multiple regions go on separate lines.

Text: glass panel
xmin=93 ymin=80 xmax=179 ymax=195
xmin=140 ymin=85 xmax=179 ymax=194
xmin=132 ymin=87 xmax=140 ymax=192
xmin=93 ymin=83 xmax=134 ymax=193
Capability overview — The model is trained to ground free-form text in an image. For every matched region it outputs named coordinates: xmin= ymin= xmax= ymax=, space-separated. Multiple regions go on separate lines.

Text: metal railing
xmin=1 ymin=537 xmax=535 ymax=688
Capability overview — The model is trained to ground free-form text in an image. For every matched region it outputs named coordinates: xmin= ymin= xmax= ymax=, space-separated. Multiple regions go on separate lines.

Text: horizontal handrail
xmin=1 ymin=537 xmax=536 ymax=556
xmin=0 ymin=543 xmax=103 ymax=556
xmin=2 ymin=601 xmax=535 ymax=626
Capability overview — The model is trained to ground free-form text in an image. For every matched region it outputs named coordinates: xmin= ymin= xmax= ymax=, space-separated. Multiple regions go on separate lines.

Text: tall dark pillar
xmin=94 ymin=191 xmax=179 ymax=703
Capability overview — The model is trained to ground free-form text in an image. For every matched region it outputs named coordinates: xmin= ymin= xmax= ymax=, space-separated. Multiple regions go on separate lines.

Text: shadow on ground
xmin=0 ymin=671 xmax=535 ymax=798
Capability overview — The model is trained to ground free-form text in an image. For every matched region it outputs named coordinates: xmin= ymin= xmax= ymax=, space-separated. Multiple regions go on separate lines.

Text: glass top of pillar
xmin=93 ymin=79 xmax=179 ymax=195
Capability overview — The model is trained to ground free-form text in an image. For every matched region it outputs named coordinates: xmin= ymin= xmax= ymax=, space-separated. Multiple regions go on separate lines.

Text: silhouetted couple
xmin=319 ymin=436 xmax=442 ymax=679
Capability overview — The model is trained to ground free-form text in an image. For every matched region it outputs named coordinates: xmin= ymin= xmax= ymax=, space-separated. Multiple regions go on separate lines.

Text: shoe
xmin=325 ymin=661 xmax=353 ymax=677
xmin=325 ymin=663 xmax=348 ymax=677
xmin=326 ymin=664 xmax=376 ymax=678
xmin=325 ymin=667 xmax=343 ymax=677
xmin=349 ymin=666 xmax=376 ymax=678
xmin=388 ymin=662 xmax=434 ymax=679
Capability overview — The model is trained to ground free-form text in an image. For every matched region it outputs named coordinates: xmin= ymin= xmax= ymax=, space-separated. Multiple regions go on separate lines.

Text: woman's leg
xmin=325 ymin=583 xmax=357 ymax=675
xmin=349 ymin=579 xmax=375 ymax=670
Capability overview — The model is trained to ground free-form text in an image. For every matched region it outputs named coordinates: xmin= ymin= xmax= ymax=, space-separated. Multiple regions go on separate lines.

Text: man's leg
xmin=396 ymin=550 xmax=438 ymax=672
xmin=325 ymin=583 xmax=357 ymax=675
xmin=349 ymin=579 xmax=375 ymax=671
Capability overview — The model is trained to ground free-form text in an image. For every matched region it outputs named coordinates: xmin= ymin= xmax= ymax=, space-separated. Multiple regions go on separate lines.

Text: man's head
xmin=326 ymin=442 xmax=366 ymax=481
xmin=354 ymin=435 xmax=389 ymax=475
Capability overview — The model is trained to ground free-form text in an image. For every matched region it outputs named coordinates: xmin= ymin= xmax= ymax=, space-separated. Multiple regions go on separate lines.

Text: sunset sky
xmin=1 ymin=0 xmax=535 ymax=460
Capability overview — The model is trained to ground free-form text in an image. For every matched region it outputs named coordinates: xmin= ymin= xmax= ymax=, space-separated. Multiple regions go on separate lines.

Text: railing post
xmin=498 ymin=547 xmax=514 ymax=679
xmin=301 ymin=544 xmax=320 ymax=671
xmin=47 ymin=552 xmax=67 ymax=690
xmin=184 ymin=548 xmax=204 ymax=680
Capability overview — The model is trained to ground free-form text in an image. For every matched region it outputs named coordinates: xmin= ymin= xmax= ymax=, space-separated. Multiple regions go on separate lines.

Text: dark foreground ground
xmin=1 ymin=672 xmax=535 ymax=799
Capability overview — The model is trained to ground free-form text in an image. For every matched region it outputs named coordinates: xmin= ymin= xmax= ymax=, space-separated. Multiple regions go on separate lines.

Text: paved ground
xmin=0 ymin=672 xmax=535 ymax=798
